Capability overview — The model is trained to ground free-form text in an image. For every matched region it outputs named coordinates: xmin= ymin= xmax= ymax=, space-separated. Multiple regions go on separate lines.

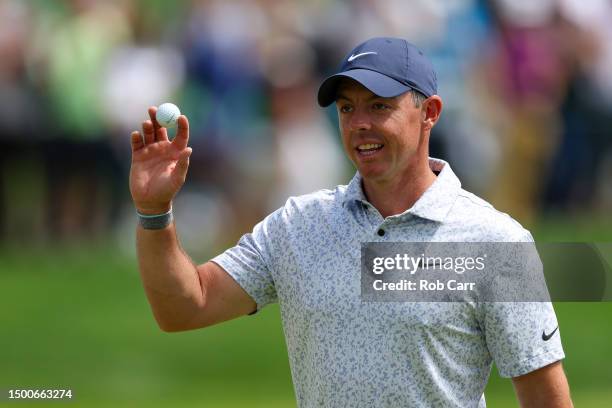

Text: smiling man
xmin=130 ymin=37 xmax=573 ymax=407
xmin=332 ymin=79 xmax=439 ymax=218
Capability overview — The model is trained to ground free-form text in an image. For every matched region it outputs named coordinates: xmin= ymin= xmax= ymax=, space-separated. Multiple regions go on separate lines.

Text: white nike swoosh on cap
xmin=347 ymin=51 xmax=378 ymax=62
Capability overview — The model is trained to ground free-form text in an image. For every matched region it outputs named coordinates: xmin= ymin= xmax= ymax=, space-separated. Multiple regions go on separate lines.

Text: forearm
xmin=515 ymin=383 xmax=573 ymax=408
xmin=136 ymin=222 xmax=205 ymax=331
xmin=513 ymin=362 xmax=573 ymax=408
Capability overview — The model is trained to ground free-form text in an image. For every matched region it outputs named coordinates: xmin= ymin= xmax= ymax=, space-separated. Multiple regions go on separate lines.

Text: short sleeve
xmin=480 ymin=301 xmax=565 ymax=377
xmin=211 ymin=209 xmax=282 ymax=311
xmin=479 ymin=229 xmax=565 ymax=378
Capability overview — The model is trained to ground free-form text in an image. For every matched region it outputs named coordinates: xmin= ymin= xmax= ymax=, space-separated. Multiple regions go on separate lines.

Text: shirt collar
xmin=341 ymin=157 xmax=461 ymax=223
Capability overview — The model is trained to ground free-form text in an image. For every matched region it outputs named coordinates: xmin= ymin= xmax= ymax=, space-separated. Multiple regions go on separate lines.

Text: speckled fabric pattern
xmin=212 ymin=158 xmax=565 ymax=407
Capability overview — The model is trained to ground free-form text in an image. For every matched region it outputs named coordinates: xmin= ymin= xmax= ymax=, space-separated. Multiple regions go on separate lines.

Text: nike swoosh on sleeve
xmin=542 ymin=326 xmax=559 ymax=341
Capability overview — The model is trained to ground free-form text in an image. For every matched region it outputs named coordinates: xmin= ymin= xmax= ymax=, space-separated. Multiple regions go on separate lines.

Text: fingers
xmin=156 ymin=127 xmax=169 ymax=142
xmin=142 ymin=120 xmax=155 ymax=145
xmin=134 ymin=109 xmax=188 ymax=151
xmin=131 ymin=131 xmax=144 ymax=152
xmin=148 ymin=106 xmax=169 ymax=142
xmin=148 ymin=106 xmax=159 ymax=128
xmin=172 ymin=115 xmax=190 ymax=150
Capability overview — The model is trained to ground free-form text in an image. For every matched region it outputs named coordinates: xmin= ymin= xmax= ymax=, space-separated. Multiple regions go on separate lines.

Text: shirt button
xmin=377 ymin=229 xmax=385 ymax=236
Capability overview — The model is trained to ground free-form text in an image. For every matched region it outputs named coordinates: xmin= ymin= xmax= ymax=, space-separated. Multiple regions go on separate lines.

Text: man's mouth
xmin=356 ymin=143 xmax=384 ymax=156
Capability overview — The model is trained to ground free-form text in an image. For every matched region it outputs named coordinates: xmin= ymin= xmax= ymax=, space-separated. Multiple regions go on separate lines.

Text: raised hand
xmin=129 ymin=106 xmax=192 ymax=214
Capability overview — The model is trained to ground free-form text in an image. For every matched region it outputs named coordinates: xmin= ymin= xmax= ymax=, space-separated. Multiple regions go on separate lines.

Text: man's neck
xmin=362 ymin=160 xmax=437 ymax=218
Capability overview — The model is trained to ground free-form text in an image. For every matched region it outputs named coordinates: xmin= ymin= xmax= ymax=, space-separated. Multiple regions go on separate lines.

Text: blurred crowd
xmin=0 ymin=0 xmax=611 ymax=252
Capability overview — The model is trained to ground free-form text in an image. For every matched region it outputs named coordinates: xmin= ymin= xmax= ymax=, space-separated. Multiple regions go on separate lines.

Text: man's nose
xmin=348 ymin=107 xmax=372 ymax=132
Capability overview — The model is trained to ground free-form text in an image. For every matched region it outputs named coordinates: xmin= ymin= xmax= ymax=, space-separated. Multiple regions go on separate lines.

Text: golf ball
xmin=156 ymin=103 xmax=181 ymax=128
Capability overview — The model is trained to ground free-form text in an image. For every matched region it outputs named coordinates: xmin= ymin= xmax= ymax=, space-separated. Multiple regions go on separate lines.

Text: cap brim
xmin=317 ymin=69 xmax=412 ymax=107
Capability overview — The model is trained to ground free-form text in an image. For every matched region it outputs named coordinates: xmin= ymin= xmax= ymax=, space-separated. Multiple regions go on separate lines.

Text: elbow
xmin=157 ymin=321 xmax=211 ymax=333
xmin=153 ymin=313 xmax=212 ymax=333
xmin=154 ymin=316 xmax=185 ymax=333
xmin=152 ymin=312 xmax=190 ymax=333
xmin=157 ymin=321 xmax=185 ymax=333
xmin=147 ymin=291 xmax=211 ymax=332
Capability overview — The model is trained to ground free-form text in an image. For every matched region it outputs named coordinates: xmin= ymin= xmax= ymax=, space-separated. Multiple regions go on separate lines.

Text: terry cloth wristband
xmin=137 ymin=207 xmax=173 ymax=230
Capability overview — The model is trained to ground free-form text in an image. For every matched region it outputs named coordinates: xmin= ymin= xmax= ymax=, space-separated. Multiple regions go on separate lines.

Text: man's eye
xmin=340 ymin=105 xmax=353 ymax=113
xmin=373 ymin=103 xmax=389 ymax=110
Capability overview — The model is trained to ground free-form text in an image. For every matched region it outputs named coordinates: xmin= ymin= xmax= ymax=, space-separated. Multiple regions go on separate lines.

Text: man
xmin=129 ymin=37 xmax=573 ymax=407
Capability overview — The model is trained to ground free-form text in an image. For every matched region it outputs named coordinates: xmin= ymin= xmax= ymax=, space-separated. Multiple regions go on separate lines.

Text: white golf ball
xmin=156 ymin=103 xmax=181 ymax=128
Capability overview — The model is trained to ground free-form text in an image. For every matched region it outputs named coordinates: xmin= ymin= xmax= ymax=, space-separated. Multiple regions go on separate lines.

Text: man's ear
xmin=422 ymin=96 xmax=443 ymax=131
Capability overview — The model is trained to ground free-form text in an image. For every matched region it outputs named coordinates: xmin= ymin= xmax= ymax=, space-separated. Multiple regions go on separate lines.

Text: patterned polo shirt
xmin=212 ymin=158 xmax=565 ymax=408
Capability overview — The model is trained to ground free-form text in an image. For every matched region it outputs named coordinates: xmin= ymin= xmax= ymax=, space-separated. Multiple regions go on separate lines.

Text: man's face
xmin=335 ymin=80 xmax=425 ymax=183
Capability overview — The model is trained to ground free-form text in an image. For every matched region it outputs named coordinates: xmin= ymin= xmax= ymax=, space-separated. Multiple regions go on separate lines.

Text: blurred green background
xmin=2 ymin=0 xmax=612 ymax=406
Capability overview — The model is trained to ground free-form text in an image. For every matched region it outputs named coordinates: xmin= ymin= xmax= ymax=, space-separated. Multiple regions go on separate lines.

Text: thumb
xmin=175 ymin=147 xmax=192 ymax=175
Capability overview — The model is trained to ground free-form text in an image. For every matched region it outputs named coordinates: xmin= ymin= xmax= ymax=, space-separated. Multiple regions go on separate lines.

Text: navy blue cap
xmin=317 ymin=37 xmax=437 ymax=107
